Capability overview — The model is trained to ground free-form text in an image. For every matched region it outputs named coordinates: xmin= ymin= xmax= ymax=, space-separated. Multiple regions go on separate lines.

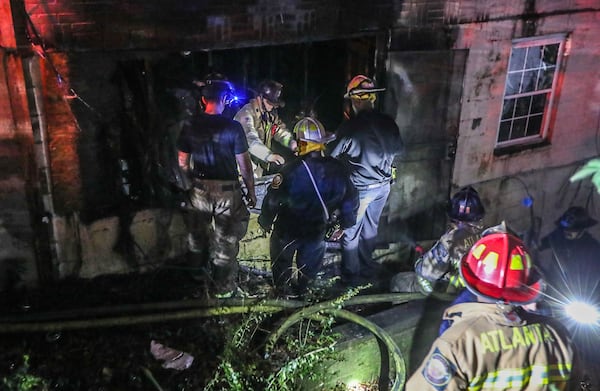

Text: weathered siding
xmin=450 ymin=0 xmax=600 ymax=238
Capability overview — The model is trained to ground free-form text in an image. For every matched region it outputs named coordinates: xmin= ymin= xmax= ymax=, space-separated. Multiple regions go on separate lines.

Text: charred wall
xmin=10 ymin=0 xmax=599 ymax=286
xmin=21 ymin=0 xmax=406 ymax=219
xmin=23 ymin=0 xmax=398 ymax=52
xmin=7 ymin=0 xmax=424 ymax=283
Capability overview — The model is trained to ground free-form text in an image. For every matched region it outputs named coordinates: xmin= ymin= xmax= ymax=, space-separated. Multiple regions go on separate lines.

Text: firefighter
xmin=406 ymin=232 xmax=578 ymax=391
xmin=390 ymin=186 xmax=485 ymax=294
xmin=177 ymin=78 xmax=256 ymax=298
xmin=328 ymin=75 xmax=404 ymax=288
xmin=234 ymin=79 xmax=297 ymax=177
xmin=258 ymin=117 xmax=358 ymax=298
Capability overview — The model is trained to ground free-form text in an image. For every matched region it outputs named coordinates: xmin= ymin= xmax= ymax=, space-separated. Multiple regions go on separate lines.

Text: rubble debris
xmin=150 ymin=340 xmax=194 ymax=370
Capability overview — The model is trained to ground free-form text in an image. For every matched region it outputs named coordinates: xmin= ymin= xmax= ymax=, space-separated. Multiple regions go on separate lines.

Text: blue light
xmin=224 ymin=95 xmax=239 ymax=106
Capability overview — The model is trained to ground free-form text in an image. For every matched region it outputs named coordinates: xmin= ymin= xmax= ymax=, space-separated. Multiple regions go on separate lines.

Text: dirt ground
xmin=0 ymin=248 xmax=411 ymax=391
xmin=0 ymin=266 xmax=249 ymax=391
xmin=0 ymin=267 xmax=389 ymax=390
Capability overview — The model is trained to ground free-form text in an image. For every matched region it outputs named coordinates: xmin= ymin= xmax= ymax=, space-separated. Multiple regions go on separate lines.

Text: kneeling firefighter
xmin=390 ymin=186 xmax=486 ymax=295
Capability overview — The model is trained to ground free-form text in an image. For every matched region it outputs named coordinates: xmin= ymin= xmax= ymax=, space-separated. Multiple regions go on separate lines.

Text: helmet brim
xmin=299 ymin=134 xmax=336 ymax=144
xmin=555 ymin=217 xmax=598 ymax=230
xmin=264 ymin=98 xmax=285 ymax=108
xmin=344 ymin=87 xmax=386 ymax=99
xmin=460 ymin=261 xmax=543 ymax=305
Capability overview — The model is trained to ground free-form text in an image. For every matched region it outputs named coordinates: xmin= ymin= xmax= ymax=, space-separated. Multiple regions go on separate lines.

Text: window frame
xmin=495 ymin=33 xmax=567 ymax=150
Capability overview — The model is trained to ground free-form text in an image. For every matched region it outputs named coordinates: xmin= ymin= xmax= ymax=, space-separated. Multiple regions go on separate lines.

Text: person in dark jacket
xmin=258 ymin=117 xmax=358 ymax=297
xmin=328 ymin=75 xmax=404 ymax=287
xmin=537 ymin=206 xmax=600 ymax=295
xmin=536 ymin=206 xmax=600 ymax=387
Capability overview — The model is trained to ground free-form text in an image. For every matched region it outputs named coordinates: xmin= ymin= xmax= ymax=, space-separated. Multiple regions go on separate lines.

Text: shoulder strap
xmin=301 ymin=160 xmax=329 ymax=221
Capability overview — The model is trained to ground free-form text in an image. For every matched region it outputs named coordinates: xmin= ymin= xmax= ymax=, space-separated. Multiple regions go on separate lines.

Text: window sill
xmin=493 ymin=139 xmax=551 ymax=157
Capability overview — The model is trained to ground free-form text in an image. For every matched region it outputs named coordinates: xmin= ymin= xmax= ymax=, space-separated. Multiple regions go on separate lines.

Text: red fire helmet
xmin=459 ymin=233 xmax=543 ymax=304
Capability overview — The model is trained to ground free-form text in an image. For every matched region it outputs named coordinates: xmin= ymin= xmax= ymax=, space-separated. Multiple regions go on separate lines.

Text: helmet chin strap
xmin=259 ymin=96 xmax=275 ymax=123
xmin=563 ymin=229 xmax=584 ymax=240
xmin=298 ymin=141 xmax=325 ymax=156
xmin=351 ymin=98 xmax=375 ymax=114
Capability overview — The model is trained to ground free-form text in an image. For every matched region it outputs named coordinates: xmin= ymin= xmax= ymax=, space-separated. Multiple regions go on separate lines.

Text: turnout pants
xmin=186 ymin=180 xmax=249 ymax=290
xmin=270 ymin=229 xmax=326 ymax=294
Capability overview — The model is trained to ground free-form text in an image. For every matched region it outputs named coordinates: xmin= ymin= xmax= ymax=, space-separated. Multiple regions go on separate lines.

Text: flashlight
xmin=563 ymin=300 xmax=600 ymax=325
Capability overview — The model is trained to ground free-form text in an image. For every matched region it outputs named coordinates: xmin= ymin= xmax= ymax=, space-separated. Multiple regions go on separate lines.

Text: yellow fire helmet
xmin=293 ymin=117 xmax=335 ymax=144
xmin=294 ymin=117 xmax=336 ymax=156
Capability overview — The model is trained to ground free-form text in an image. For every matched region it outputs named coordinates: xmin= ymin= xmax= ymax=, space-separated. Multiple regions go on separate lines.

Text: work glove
xmin=289 ymin=140 xmax=298 ymax=153
xmin=266 ymin=153 xmax=285 ymax=165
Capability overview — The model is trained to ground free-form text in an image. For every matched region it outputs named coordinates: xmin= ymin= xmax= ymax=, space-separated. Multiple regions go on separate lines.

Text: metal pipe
xmin=0 ymin=293 xmax=426 ymax=334
xmin=0 ymin=302 xmax=292 ymax=333
xmin=23 ymin=56 xmax=61 ymax=280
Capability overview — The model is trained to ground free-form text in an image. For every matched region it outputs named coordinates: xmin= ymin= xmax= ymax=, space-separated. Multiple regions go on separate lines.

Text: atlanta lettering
xmin=479 ymin=324 xmax=555 ymax=353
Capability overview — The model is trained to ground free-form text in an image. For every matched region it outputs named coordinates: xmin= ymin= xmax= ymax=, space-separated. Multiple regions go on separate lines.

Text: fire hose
xmin=0 ymin=293 xmax=425 ymax=333
xmin=265 ymin=293 xmax=425 ymax=391
xmin=0 ymin=293 xmax=428 ymax=390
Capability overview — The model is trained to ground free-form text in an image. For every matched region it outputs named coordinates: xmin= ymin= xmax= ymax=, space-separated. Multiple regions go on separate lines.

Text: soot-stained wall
xmin=5 ymin=0 xmax=600 ymax=287
xmin=7 ymin=0 xmax=413 ymax=283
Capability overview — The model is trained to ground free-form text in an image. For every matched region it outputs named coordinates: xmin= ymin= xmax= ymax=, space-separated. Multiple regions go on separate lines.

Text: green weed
xmin=2 ymin=355 xmax=49 ymax=391
xmin=205 ymin=306 xmax=344 ymax=390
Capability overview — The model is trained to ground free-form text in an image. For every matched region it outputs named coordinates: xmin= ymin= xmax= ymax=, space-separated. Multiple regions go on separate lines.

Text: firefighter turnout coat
xmin=233 ymin=98 xmax=295 ymax=173
xmin=415 ymin=221 xmax=483 ymax=294
xmin=406 ymin=302 xmax=576 ymax=391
